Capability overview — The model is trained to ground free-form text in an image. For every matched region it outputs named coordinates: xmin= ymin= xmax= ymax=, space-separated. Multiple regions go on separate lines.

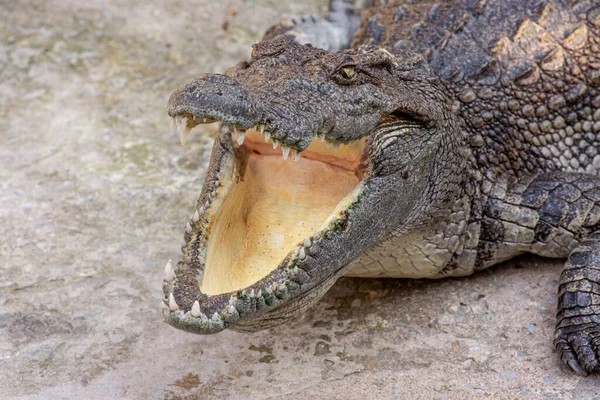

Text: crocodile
xmin=164 ymin=0 xmax=600 ymax=375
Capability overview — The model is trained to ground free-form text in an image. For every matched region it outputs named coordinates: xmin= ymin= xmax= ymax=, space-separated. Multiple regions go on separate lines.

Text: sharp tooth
xmin=252 ymin=125 xmax=258 ymax=131
xmin=304 ymin=236 xmax=311 ymax=247
xmin=259 ymin=124 xmax=265 ymax=134
xmin=319 ymin=133 xmax=325 ymax=142
xmin=170 ymin=117 xmax=177 ymax=136
xmin=325 ymin=141 xmax=330 ymax=148
xmin=282 ymin=146 xmax=290 ymax=160
xmin=292 ymin=150 xmax=300 ymax=161
xmin=228 ymin=305 xmax=236 ymax=314
xmin=212 ymin=312 xmax=221 ymax=321
xmin=191 ymin=300 xmax=201 ymax=317
xmin=203 ymin=118 xmax=208 ymax=123
xmin=192 ymin=210 xmax=200 ymax=223
xmin=178 ymin=117 xmax=191 ymax=145
xmin=169 ymin=293 xmax=179 ymax=311
xmin=250 ymin=289 xmax=255 ymax=297
xmin=198 ymin=207 xmax=205 ymax=217
xmin=264 ymin=131 xmax=271 ymax=142
xmin=273 ymin=141 xmax=279 ymax=149
xmin=234 ymin=127 xmax=245 ymax=145
xmin=185 ymin=222 xmax=192 ymax=233
xmin=299 ymin=247 xmax=306 ymax=260
xmin=333 ymin=143 xmax=340 ymax=152
xmin=164 ymin=259 xmax=174 ymax=281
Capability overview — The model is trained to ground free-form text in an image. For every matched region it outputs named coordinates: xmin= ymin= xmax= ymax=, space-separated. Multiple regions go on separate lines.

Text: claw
xmin=567 ymin=359 xmax=588 ymax=376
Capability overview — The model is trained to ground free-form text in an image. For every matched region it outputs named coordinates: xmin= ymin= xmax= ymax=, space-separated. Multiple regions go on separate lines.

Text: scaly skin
xmin=164 ymin=0 xmax=600 ymax=375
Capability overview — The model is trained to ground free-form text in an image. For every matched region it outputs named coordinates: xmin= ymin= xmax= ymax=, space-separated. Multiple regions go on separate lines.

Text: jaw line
xmin=162 ymin=123 xmax=369 ymax=334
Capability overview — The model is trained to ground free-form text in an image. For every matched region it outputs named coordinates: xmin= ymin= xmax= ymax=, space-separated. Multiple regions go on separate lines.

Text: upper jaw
xmin=167 ymin=74 xmax=321 ymax=151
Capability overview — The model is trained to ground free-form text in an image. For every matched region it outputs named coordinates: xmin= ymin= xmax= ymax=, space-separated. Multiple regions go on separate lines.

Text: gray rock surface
xmin=1 ymin=1 xmax=599 ymax=399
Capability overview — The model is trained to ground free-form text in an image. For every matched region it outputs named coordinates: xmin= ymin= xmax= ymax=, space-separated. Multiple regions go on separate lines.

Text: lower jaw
xmin=163 ymin=129 xmax=368 ymax=333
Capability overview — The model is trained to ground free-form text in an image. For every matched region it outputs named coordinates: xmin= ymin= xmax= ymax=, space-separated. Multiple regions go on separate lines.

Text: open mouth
xmin=163 ymin=113 xmax=368 ymax=332
xmin=203 ymin=125 xmax=366 ymax=295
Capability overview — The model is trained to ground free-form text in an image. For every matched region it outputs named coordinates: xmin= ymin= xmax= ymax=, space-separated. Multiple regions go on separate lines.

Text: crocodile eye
xmin=341 ymin=66 xmax=355 ymax=79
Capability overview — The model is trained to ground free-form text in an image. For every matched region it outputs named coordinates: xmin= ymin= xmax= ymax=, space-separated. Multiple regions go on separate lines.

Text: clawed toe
xmin=555 ymin=330 xmax=600 ymax=375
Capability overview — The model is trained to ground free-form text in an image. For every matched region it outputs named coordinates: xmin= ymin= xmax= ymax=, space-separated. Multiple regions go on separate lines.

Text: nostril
xmin=183 ymin=84 xmax=197 ymax=94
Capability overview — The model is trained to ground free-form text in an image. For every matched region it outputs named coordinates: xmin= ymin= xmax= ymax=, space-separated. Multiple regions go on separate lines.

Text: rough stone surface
xmin=1 ymin=1 xmax=600 ymax=399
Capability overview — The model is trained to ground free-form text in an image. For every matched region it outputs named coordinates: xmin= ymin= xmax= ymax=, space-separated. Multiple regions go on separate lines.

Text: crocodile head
xmin=163 ymin=35 xmax=463 ymax=333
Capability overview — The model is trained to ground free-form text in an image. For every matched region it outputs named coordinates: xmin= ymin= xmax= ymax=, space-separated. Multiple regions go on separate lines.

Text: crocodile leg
xmin=555 ymin=233 xmax=600 ymax=376
xmin=262 ymin=0 xmax=361 ymax=51
xmin=475 ymin=172 xmax=600 ymax=374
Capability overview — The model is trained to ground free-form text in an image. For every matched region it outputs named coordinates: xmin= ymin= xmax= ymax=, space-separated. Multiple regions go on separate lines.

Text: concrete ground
xmin=1 ymin=1 xmax=599 ymax=399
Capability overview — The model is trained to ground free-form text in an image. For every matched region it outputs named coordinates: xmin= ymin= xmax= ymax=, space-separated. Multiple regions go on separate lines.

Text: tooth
xmin=234 ymin=127 xmax=245 ymax=145
xmin=169 ymin=293 xmax=179 ymax=311
xmin=250 ymin=289 xmax=255 ymax=297
xmin=333 ymin=143 xmax=340 ymax=152
xmin=203 ymin=118 xmax=208 ymax=123
xmin=185 ymin=222 xmax=192 ymax=233
xmin=292 ymin=266 xmax=301 ymax=275
xmin=292 ymin=150 xmax=300 ymax=161
xmin=170 ymin=117 xmax=177 ymax=136
xmin=192 ymin=210 xmax=200 ymax=223
xmin=252 ymin=125 xmax=257 ymax=132
xmin=178 ymin=117 xmax=192 ymax=145
xmin=299 ymin=247 xmax=306 ymax=260
xmin=273 ymin=141 xmax=279 ymax=149
xmin=304 ymin=236 xmax=311 ymax=247
xmin=212 ymin=312 xmax=221 ymax=321
xmin=259 ymin=124 xmax=265 ymax=134
xmin=264 ymin=131 xmax=271 ymax=142
xmin=320 ymin=133 xmax=325 ymax=142
xmin=282 ymin=146 xmax=290 ymax=160
xmin=228 ymin=305 xmax=236 ymax=314
xmin=198 ymin=207 xmax=205 ymax=217
xmin=205 ymin=200 xmax=210 ymax=208
xmin=326 ymin=141 xmax=330 ymax=148
xmin=191 ymin=300 xmax=201 ymax=317
xmin=164 ymin=259 xmax=174 ymax=281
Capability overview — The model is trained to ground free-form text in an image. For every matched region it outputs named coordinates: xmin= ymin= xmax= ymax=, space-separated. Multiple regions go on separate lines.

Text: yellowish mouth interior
xmin=200 ymin=129 xmax=365 ymax=295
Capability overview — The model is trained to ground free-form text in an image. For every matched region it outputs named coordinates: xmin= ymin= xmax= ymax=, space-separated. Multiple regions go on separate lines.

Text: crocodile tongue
xmin=200 ymin=129 xmax=364 ymax=295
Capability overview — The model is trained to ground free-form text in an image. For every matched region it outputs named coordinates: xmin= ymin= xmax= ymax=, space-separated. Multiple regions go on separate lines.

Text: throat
xmin=201 ymin=147 xmax=361 ymax=295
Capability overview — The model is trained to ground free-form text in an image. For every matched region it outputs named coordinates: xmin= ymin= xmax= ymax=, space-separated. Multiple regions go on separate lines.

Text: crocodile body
xmin=164 ymin=0 xmax=600 ymax=375
xmin=346 ymin=0 xmax=600 ymax=279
